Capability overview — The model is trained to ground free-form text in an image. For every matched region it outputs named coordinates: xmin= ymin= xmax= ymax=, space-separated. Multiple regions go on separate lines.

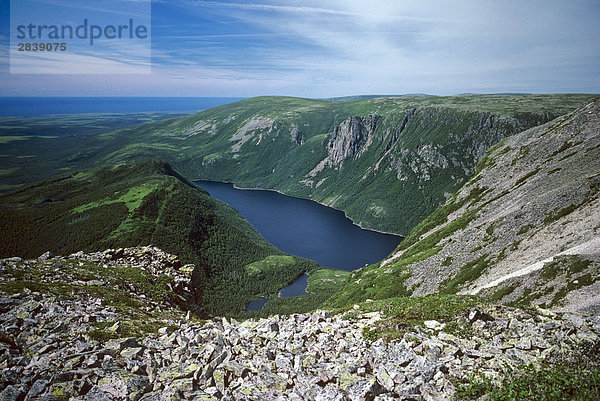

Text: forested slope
xmin=0 ymin=159 xmax=318 ymax=314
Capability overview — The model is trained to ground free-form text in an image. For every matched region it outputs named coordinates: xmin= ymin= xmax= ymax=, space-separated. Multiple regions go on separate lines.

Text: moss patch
xmin=439 ymin=254 xmax=490 ymax=294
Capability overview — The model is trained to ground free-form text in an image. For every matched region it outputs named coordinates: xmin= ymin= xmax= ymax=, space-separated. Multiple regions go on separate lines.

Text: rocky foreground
xmin=1 ymin=248 xmax=600 ymax=400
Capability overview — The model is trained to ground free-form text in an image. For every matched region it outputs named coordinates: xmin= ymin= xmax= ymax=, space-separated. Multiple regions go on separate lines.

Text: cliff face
xmin=300 ymin=104 xmax=565 ymax=234
xmin=81 ymin=94 xmax=595 ymax=235
xmin=326 ymin=114 xmax=380 ymax=165
xmin=329 ymin=99 xmax=600 ymax=314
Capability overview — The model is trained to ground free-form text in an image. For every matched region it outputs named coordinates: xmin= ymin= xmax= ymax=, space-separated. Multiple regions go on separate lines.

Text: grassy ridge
xmin=0 ymin=159 xmax=319 ymax=315
xmin=89 ymin=94 xmax=596 ymax=235
xmin=1 ymin=95 xmax=595 ymax=234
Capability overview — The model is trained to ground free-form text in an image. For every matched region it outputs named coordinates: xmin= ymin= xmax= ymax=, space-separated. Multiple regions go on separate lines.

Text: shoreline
xmin=193 ymin=178 xmax=405 ymax=238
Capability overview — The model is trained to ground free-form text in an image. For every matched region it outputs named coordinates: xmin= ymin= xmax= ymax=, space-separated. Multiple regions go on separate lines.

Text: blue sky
xmin=0 ymin=0 xmax=599 ymax=97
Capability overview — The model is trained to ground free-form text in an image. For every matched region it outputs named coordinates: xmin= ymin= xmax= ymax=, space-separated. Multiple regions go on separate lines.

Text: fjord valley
xmin=196 ymin=180 xmax=401 ymax=270
xmin=1 ymin=95 xmax=600 ymax=400
xmin=1 ymin=94 xmax=599 ymax=315
xmin=0 ymin=159 xmax=321 ymax=316
xmin=77 ymin=94 xmax=596 ymax=235
xmin=1 ymin=94 xmax=596 ymax=235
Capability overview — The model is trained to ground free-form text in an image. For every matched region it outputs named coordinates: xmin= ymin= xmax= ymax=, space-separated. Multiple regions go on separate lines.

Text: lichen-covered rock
xmin=1 ymin=249 xmax=599 ymax=400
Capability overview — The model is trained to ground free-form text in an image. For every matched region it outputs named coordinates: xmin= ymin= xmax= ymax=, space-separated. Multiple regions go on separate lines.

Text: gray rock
xmin=97 ymin=372 xmax=150 ymax=399
xmin=2 ymin=246 xmax=600 ymax=401
xmin=0 ymin=385 xmax=25 ymax=401
xmin=80 ymin=385 xmax=114 ymax=401
xmin=105 ymin=337 xmax=139 ymax=352
xmin=346 ymin=378 xmax=383 ymax=401
xmin=27 ymin=379 xmax=49 ymax=399
xmin=315 ymin=386 xmax=345 ymax=401
xmin=120 ymin=347 xmax=144 ymax=359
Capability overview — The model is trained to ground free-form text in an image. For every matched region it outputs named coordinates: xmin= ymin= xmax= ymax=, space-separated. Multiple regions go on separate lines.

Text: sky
xmin=0 ymin=0 xmax=599 ymax=97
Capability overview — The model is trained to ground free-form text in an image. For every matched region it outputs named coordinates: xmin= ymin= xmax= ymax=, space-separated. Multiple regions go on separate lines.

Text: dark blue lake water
xmin=279 ymin=275 xmax=309 ymax=298
xmin=245 ymin=276 xmax=309 ymax=311
xmin=196 ymin=181 xmax=402 ymax=270
xmin=0 ymin=97 xmax=244 ymax=116
xmin=246 ymin=298 xmax=269 ymax=312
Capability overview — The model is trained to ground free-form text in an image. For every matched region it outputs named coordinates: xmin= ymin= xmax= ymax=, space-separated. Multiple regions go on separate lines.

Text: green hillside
xmin=326 ymin=98 xmax=600 ymax=311
xmin=87 ymin=94 xmax=596 ymax=235
xmin=0 ymin=95 xmax=594 ymax=235
xmin=0 ymin=159 xmax=318 ymax=315
xmin=0 ymin=111 xmax=187 ymax=193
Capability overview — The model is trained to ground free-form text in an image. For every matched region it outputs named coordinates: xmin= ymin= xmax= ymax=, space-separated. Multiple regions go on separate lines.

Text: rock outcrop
xmin=326 ymin=115 xmax=380 ymax=166
xmin=1 ymin=249 xmax=599 ymax=400
xmin=346 ymin=99 xmax=600 ymax=313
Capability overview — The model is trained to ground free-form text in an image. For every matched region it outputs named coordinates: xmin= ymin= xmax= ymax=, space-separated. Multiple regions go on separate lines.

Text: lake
xmin=195 ymin=181 xmax=402 ymax=312
xmin=196 ymin=181 xmax=402 ymax=271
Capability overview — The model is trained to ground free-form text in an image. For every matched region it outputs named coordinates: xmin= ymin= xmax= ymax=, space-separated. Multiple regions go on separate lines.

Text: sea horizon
xmin=0 ymin=96 xmax=245 ymax=116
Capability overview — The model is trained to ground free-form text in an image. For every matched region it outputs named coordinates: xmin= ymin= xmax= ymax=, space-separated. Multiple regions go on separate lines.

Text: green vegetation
xmin=306 ymin=268 xmax=352 ymax=293
xmin=543 ymin=204 xmax=578 ymax=224
xmin=1 ymin=94 xmax=594 ymax=235
xmin=0 ymin=111 xmax=188 ymax=192
xmin=515 ymin=167 xmax=541 ymax=187
xmin=516 ymin=224 xmax=534 ymax=235
xmin=325 ymin=262 xmax=412 ymax=309
xmin=340 ymin=294 xmax=481 ymax=341
xmin=441 ymin=256 xmax=453 ymax=266
xmin=550 ymin=272 xmax=595 ymax=307
xmin=548 ymin=140 xmax=574 ymax=159
xmin=488 ymin=283 xmax=518 ymax=302
xmin=456 ymin=364 xmax=600 ymax=401
xmin=439 ymin=254 xmax=491 ymax=294
xmin=0 ymin=159 xmax=318 ymax=315
xmin=247 ymin=268 xmax=351 ymax=317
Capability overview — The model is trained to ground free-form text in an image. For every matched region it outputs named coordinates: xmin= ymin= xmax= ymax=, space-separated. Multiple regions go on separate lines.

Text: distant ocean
xmin=0 ymin=97 xmax=245 ymax=116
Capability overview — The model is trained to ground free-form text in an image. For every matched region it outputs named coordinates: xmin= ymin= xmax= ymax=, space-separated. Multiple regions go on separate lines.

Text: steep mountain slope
xmin=0 ymin=159 xmax=318 ymax=314
xmin=75 ymin=94 xmax=595 ymax=235
xmin=327 ymin=99 xmax=600 ymax=313
xmin=3 ymin=250 xmax=600 ymax=400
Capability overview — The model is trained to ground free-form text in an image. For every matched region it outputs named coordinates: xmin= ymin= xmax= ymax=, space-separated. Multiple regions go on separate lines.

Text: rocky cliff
xmin=326 ymin=115 xmax=380 ymax=165
xmin=1 ymin=248 xmax=599 ymax=400
xmin=61 ymin=94 xmax=594 ymax=235
xmin=328 ymin=99 xmax=600 ymax=314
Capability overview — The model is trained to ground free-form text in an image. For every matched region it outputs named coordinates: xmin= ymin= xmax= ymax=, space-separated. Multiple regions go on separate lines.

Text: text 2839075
xmin=18 ymin=43 xmax=67 ymax=52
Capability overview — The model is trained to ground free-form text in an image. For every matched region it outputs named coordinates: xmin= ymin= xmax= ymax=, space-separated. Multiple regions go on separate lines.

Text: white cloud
xmin=3 ymin=0 xmax=600 ymax=96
